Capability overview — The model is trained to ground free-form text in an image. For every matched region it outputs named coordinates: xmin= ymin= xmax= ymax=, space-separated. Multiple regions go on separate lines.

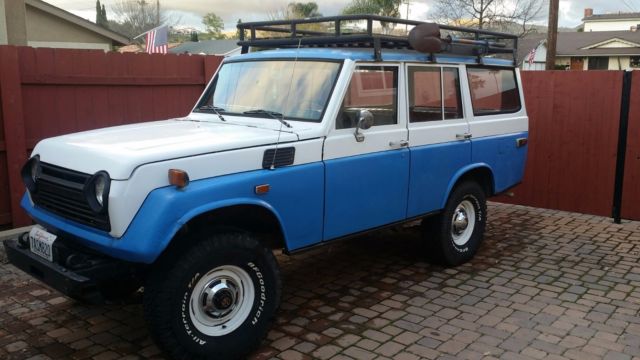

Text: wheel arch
xmin=155 ymin=199 xmax=288 ymax=265
xmin=441 ymin=164 xmax=495 ymax=208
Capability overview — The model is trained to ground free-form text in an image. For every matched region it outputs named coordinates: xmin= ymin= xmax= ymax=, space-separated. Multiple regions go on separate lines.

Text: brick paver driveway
xmin=1 ymin=203 xmax=639 ymax=360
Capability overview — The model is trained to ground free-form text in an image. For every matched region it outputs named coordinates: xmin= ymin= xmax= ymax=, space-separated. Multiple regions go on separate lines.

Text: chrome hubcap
xmin=452 ymin=208 xmax=469 ymax=235
xmin=189 ymin=265 xmax=255 ymax=337
xmin=451 ymin=200 xmax=476 ymax=246
xmin=201 ymin=278 xmax=239 ymax=319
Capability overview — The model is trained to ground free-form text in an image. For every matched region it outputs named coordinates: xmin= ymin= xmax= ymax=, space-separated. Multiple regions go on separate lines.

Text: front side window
xmin=198 ymin=60 xmax=341 ymax=122
xmin=337 ymin=66 xmax=398 ymax=129
xmin=467 ymin=67 xmax=521 ymax=116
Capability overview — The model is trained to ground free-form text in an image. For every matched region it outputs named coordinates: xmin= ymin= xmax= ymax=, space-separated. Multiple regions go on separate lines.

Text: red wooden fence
xmin=0 ymin=46 xmax=222 ymax=228
xmin=496 ymin=71 xmax=624 ymax=218
xmin=1 ymin=45 xmax=639 ymax=229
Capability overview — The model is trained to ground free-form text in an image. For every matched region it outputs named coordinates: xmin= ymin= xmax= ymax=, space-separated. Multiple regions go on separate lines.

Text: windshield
xmin=197 ymin=60 xmax=342 ymax=122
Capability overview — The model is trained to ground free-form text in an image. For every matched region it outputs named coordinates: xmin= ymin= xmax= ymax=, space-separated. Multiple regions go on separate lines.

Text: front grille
xmin=31 ymin=163 xmax=110 ymax=231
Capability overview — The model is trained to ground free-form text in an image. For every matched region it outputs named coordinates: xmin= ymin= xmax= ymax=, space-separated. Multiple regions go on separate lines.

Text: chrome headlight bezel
xmin=85 ymin=171 xmax=111 ymax=213
xmin=21 ymin=155 xmax=41 ymax=193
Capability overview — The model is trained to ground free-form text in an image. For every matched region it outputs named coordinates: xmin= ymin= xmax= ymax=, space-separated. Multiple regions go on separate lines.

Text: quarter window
xmin=467 ymin=68 xmax=521 ymax=116
xmin=409 ymin=67 xmax=463 ymax=123
xmin=337 ymin=66 xmax=398 ymax=129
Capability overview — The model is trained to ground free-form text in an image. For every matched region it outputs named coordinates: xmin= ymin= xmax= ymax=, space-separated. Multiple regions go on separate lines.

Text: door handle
xmin=456 ymin=133 xmax=472 ymax=140
xmin=389 ymin=140 xmax=409 ymax=148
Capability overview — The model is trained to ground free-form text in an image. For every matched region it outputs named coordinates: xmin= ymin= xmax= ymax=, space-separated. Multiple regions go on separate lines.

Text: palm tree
xmin=342 ymin=0 xmax=402 ymax=33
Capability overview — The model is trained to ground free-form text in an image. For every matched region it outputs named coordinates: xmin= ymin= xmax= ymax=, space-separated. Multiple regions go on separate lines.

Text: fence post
xmin=0 ymin=46 xmax=30 ymax=227
xmin=612 ymin=70 xmax=633 ymax=224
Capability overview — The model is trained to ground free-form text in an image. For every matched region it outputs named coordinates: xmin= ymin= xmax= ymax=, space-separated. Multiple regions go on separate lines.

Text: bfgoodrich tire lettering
xmin=423 ymin=181 xmax=487 ymax=266
xmin=144 ymin=233 xmax=281 ymax=360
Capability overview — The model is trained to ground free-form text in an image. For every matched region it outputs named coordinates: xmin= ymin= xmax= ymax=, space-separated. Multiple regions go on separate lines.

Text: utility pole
xmin=156 ymin=0 xmax=160 ymax=25
xmin=545 ymin=0 xmax=559 ymax=70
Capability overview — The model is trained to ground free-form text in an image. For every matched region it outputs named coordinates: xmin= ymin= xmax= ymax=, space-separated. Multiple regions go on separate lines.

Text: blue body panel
xmin=472 ymin=132 xmax=528 ymax=193
xmin=323 ymin=149 xmax=410 ymax=240
xmin=23 ymin=163 xmax=325 ymax=264
xmin=406 ymin=141 xmax=471 ymax=218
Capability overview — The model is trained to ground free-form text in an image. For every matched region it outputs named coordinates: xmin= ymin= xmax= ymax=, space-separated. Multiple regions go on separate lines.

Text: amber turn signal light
xmin=168 ymin=169 xmax=190 ymax=188
xmin=255 ymin=184 xmax=270 ymax=195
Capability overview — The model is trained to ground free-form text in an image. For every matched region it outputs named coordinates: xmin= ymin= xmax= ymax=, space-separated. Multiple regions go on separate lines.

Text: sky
xmin=47 ymin=0 xmax=640 ymax=32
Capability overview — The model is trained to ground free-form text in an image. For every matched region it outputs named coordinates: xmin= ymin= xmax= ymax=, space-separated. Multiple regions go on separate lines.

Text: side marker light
xmin=169 ymin=169 xmax=190 ymax=188
xmin=255 ymin=184 xmax=270 ymax=195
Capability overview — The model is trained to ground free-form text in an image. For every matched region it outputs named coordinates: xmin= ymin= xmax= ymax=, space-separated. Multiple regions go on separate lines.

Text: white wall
xmin=0 ymin=0 xmax=7 ymax=45
xmin=584 ymin=20 xmax=640 ymax=32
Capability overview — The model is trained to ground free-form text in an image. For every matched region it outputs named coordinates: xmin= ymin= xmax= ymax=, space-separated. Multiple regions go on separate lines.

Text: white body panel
xmin=33 ymin=117 xmax=300 ymax=180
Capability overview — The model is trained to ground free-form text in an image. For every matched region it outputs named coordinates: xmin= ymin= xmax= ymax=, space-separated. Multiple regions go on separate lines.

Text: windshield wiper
xmin=243 ymin=109 xmax=292 ymax=128
xmin=198 ymin=105 xmax=226 ymax=122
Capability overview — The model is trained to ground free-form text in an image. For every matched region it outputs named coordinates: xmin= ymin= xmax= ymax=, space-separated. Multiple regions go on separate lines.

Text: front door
xmin=570 ymin=57 xmax=584 ymax=70
xmin=323 ymin=64 xmax=410 ymax=240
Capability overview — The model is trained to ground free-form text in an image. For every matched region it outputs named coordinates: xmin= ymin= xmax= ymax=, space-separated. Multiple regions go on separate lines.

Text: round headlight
xmin=21 ymin=156 xmax=40 ymax=193
xmin=94 ymin=175 xmax=107 ymax=206
xmin=85 ymin=171 xmax=110 ymax=213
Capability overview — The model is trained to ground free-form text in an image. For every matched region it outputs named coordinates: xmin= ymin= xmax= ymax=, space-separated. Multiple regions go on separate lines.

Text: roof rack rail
xmin=237 ymin=15 xmax=518 ymax=65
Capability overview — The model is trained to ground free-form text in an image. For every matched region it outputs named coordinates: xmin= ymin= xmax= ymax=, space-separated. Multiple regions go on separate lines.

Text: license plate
xmin=29 ymin=226 xmax=57 ymax=262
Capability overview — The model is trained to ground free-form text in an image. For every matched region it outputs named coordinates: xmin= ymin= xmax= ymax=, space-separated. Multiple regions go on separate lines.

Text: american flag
xmin=527 ymin=47 xmax=536 ymax=65
xmin=144 ymin=26 xmax=168 ymax=54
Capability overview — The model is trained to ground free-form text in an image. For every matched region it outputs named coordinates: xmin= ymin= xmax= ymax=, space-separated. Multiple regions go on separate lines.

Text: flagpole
xmin=133 ymin=24 xmax=166 ymax=40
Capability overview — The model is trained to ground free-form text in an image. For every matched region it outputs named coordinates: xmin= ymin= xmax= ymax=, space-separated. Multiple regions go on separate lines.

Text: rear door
xmin=323 ymin=64 xmax=410 ymax=240
xmin=406 ymin=64 xmax=472 ymax=217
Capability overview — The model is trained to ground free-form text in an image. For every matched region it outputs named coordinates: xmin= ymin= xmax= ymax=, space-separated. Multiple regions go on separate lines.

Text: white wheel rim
xmin=189 ymin=265 xmax=255 ymax=336
xmin=451 ymin=200 xmax=476 ymax=246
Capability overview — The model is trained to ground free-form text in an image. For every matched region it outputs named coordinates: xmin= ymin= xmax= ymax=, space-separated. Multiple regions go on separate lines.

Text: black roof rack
xmin=237 ymin=15 xmax=518 ymax=65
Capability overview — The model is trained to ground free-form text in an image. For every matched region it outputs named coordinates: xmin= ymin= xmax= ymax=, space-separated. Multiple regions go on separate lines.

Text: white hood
xmin=32 ymin=118 xmax=299 ymax=180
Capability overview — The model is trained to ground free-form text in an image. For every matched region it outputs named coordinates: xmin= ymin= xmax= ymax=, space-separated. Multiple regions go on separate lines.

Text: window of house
xmin=408 ymin=67 xmax=463 ymax=122
xmin=337 ymin=66 xmax=398 ymax=129
xmin=467 ymin=67 xmax=521 ymax=116
xmin=631 ymin=56 xmax=640 ymax=68
xmin=588 ymin=57 xmax=609 ymax=70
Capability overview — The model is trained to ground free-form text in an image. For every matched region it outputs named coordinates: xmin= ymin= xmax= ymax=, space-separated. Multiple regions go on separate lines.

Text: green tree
xmin=234 ymin=19 xmax=245 ymax=40
xmin=342 ymin=0 xmax=402 ymax=33
xmin=342 ymin=0 xmax=402 ymax=18
xmin=202 ymin=12 xmax=225 ymax=39
xmin=287 ymin=2 xmax=322 ymax=18
xmin=95 ymin=0 xmax=108 ymax=27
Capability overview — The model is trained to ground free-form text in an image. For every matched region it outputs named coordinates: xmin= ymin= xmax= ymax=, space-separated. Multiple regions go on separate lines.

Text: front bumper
xmin=3 ymin=233 xmax=141 ymax=304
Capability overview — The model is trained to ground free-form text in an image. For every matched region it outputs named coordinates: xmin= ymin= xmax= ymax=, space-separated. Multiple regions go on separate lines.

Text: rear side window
xmin=467 ymin=68 xmax=521 ymax=116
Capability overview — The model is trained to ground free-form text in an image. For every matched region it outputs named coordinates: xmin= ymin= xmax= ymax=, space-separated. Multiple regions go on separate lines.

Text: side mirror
xmin=354 ymin=110 xmax=374 ymax=142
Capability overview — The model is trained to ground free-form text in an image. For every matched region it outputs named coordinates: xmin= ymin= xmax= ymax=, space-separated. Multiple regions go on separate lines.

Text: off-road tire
xmin=143 ymin=232 xmax=281 ymax=360
xmin=423 ymin=181 xmax=487 ymax=266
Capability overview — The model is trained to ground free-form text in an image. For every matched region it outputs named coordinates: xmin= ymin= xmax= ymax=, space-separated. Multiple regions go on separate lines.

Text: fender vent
xmin=262 ymin=147 xmax=295 ymax=169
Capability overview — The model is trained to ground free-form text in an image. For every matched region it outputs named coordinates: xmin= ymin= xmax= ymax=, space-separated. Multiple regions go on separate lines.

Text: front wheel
xmin=423 ymin=181 xmax=487 ymax=266
xmin=144 ymin=233 xmax=281 ymax=360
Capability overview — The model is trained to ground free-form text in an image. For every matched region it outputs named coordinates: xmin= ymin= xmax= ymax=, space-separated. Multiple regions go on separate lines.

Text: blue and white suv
xmin=4 ymin=16 xmax=528 ymax=360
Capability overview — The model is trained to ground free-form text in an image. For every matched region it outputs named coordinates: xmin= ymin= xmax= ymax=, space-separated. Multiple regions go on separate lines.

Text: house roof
xmin=169 ymin=40 xmax=240 ymax=55
xmin=26 ymin=0 xmax=129 ymax=45
xmin=517 ymin=31 xmax=640 ymax=63
xmin=583 ymin=12 xmax=640 ymax=21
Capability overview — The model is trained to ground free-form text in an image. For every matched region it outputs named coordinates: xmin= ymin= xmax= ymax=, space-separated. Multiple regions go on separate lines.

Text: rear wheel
xmin=423 ymin=181 xmax=487 ymax=266
xmin=144 ymin=232 xmax=281 ymax=360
